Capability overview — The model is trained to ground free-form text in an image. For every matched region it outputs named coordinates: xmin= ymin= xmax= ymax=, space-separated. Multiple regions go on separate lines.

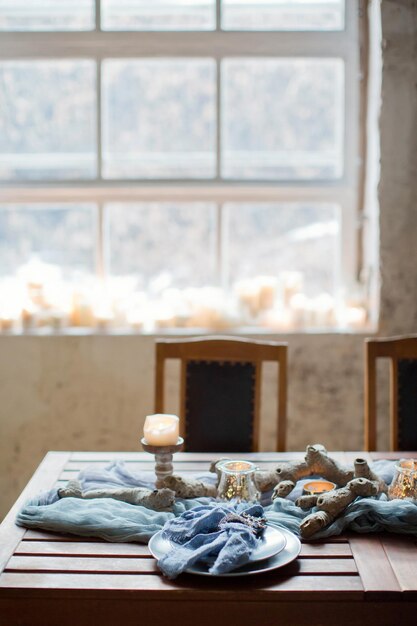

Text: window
xmin=0 ymin=1 xmax=367 ymax=333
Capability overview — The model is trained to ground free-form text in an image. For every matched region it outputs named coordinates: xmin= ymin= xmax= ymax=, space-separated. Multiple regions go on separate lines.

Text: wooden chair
xmin=365 ymin=335 xmax=417 ymax=451
xmin=154 ymin=336 xmax=288 ymax=452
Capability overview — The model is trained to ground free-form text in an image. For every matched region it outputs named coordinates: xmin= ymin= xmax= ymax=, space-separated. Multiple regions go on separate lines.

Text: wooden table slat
xmin=5 ymin=556 xmax=358 ymax=576
xmin=299 ymin=543 xmax=352 ymax=557
xmin=5 ymin=556 xmax=158 ymax=574
xmin=369 ymin=452 xmax=417 ymax=460
xmin=349 ymin=536 xmax=401 ymax=595
xmin=63 ymin=460 xmax=288 ymax=471
xmin=0 ymin=572 xmax=364 ymax=596
xmin=60 ymin=464 xmax=271 ymax=479
xmin=21 ymin=530 xmax=351 ymax=545
xmin=0 ymin=452 xmax=71 ymax=573
xmin=342 ymin=452 xmax=373 ymax=465
xmin=15 ymin=541 xmax=151 ymax=557
xmin=17 ymin=540 xmax=352 ymax=559
xmin=381 ymin=534 xmax=417 ymax=592
xmin=22 ymin=530 xmax=108 ymax=542
xmin=69 ymin=452 xmax=306 ymax=462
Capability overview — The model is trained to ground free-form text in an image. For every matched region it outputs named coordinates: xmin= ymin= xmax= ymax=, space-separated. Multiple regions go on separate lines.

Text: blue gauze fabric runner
xmin=16 ymin=459 xmax=417 ymax=553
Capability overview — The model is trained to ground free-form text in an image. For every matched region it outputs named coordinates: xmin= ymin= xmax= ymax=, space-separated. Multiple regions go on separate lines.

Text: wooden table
xmin=1 ymin=451 xmax=417 ymax=626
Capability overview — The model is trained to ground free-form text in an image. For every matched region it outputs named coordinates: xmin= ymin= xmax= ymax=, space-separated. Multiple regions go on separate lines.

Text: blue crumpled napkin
xmin=158 ymin=503 xmax=264 ymax=578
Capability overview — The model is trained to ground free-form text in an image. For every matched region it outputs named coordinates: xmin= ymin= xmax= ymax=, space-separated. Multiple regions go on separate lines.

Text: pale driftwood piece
xmin=272 ymin=480 xmax=296 ymax=499
xmin=300 ymin=510 xmax=332 ymax=537
xmin=304 ymin=445 xmax=354 ymax=486
xmin=255 ymin=444 xmax=354 ymax=494
xmin=300 ymin=478 xmax=379 ymax=539
xmin=58 ymin=480 xmax=176 ymax=512
xmin=316 ymin=478 xmax=378 ymax=515
xmin=255 ymin=459 xmax=310 ymax=492
xmin=295 ymin=495 xmax=319 ymax=510
xmin=58 ymin=480 xmax=82 ymax=498
xmin=354 ymin=457 xmax=388 ymax=494
xmin=161 ymin=474 xmax=218 ymax=498
xmin=209 ymin=458 xmax=231 ymax=481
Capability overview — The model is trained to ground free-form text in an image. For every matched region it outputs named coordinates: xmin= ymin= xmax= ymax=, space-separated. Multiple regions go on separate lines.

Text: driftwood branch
xmin=58 ymin=480 xmax=176 ymax=512
xmin=300 ymin=477 xmax=381 ymax=539
xmin=353 ymin=457 xmax=388 ymax=494
xmin=263 ymin=449 xmax=388 ymax=539
xmin=161 ymin=475 xmax=218 ymax=498
xmin=259 ymin=445 xmax=353 ymax=498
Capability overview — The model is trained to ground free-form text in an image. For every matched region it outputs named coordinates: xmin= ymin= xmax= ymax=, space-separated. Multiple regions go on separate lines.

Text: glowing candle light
xmin=303 ymin=480 xmax=336 ymax=495
xmin=143 ymin=414 xmax=180 ymax=446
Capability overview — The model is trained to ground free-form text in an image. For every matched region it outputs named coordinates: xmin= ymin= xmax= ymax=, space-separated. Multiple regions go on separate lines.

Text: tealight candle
xmin=303 ymin=480 xmax=336 ymax=495
xmin=143 ymin=414 xmax=180 ymax=446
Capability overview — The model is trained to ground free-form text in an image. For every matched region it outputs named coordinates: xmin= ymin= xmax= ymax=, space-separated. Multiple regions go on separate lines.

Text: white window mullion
xmin=0 ymin=184 xmax=351 ymax=204
xmin=339 ymin=188 xmax=359 ymax=296
xmin=96 ymin=59 xmax=103 ymax=181
xmin=215 ymin=203 xmax=223 ymax=288
xmin=216 ymin=0 xmax=221 ymax=31
xmin=94 ymin=0 xmax=101 ymax=32
xmin=343 ymin=6 xmax=360 ymax=190
xmin=0 ymin=31 xmax=352 ymax=60
xmin=96 ymin=201 xmax=105 ymax=279
xmin=219 ymin=203 xmax=229 ymax=295
xmin=215 ymin=58 xmax=222 ymax=181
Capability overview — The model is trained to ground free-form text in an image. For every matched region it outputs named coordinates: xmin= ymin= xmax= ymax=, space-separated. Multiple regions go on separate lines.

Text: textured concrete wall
xmin=379 ymin=0 xmax=417 ymax=334
xmin=0 ymin=0 xmax=416 ymax=519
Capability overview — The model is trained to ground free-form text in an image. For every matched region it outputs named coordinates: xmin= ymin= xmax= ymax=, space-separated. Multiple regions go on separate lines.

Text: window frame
xmin=0 ymin=0 xmax=363 ymax=322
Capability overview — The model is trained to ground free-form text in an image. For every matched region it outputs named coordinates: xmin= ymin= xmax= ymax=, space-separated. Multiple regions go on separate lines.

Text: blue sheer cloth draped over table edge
xmin=15 ymin=459 xmax=417 ymax=576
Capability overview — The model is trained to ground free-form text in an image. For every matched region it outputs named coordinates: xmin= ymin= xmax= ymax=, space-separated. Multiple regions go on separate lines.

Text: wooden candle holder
xmin=141 ymin=437 xmax=184 ymax=488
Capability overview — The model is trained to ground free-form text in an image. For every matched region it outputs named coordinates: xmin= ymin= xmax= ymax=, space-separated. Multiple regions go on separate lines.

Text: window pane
xmin=0 ymin=0 xmax=94 ymax=31
xmin=102 ymin=0 xmax=215 ymax=31
xmin=103 ymin=60 xmax=216 ymax=179
xmin=106 ymin=203 xmax=217 ymax=290
xmin=0 ymin=204 xmax=96 ymax=279
xmin=0 ymin=61 xmax=96 ymax=181
xmin=222 ymin=59 xmax=344 ymax=180
xmin=222 ymin=0 xmax=345 ymax=31
xmin=226 ymin=203 xmax=340 ymax=299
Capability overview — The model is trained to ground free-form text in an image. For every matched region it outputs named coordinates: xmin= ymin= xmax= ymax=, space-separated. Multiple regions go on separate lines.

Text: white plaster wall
xmin=0 ymin=0 xmax=416 ymax=519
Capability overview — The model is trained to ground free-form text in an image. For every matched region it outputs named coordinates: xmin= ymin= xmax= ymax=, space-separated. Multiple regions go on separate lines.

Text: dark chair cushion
xmin=398 ymin=359 xmax=417 ymax=450
xmin=185 ymin=360 xmax=255 ymax=453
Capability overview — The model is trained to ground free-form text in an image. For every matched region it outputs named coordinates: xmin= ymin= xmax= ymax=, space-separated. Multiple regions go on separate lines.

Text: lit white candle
xmin=143 ymin=414 xmax=180 ymax=446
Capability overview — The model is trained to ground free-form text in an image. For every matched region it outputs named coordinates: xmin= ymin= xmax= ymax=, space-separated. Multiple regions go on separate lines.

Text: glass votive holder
xmin=388 ymin=459 xmax=417 ymax=500
xmin=217 ymin=460 xmax=260 ymax=503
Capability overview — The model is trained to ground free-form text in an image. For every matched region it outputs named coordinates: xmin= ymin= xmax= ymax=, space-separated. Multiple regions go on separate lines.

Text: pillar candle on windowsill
xmin=143 ymin=414 xmax=180 ymax=446
xmin=0 ymin=317 xmax=15 ymax=333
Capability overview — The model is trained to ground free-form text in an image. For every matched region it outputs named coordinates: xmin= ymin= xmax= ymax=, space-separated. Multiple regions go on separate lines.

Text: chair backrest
xmin=155 ymin=336 xmax=288 ymax=452
xmin=365 ymin=335 xmax=417 ymax=451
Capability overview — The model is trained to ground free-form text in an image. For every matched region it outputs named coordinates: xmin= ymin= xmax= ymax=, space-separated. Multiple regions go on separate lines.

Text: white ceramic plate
xmin=249 ymin=525 xmax=287 ymax=562
xmin=149 ymin=525 xmax=300 ymax=577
